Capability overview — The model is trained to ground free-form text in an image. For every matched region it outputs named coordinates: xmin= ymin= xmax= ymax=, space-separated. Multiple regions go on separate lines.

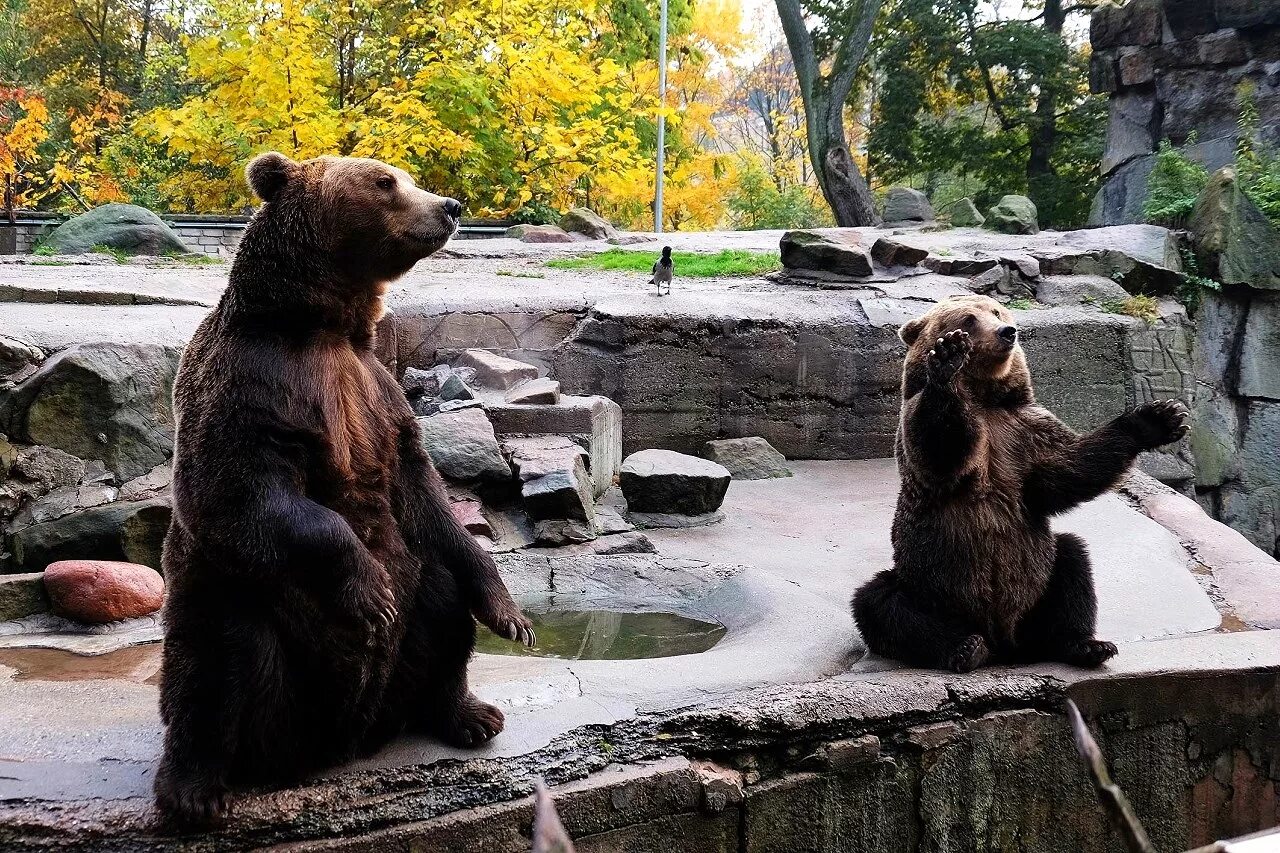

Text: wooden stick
xmin=1066 ymin=698 xmax=1158 ymax=853
xmin=531 ymin=778 xmax=576 ymax=853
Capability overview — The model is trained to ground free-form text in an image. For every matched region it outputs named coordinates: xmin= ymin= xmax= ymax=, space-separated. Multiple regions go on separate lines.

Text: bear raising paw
xmin=853 ymin=294 xmax=1188 ymax=674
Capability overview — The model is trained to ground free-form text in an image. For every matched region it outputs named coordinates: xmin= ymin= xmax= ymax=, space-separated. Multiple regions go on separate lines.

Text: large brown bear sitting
xmin=155 ymin=153 xmax=535 ymax=823
xmin=852 ymin=294 xmax=1188 ymax=674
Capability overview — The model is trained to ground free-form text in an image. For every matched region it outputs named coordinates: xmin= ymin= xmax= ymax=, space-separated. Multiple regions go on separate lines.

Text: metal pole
xmin=655 ymin=0 xmax=667 ymax=233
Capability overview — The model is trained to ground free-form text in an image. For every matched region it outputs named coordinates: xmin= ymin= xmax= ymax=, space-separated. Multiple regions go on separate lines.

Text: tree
xmin=773 ymin=0 xmax=884 ymax=226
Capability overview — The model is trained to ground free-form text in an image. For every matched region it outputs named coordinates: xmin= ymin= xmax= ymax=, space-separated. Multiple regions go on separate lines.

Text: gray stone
xmin=438 ymin=399 xmax=484 ymax=413
xmin=779 ymin=230 xmax=873 ymax=279
xmin=559 ymin=208 xmax=617 ymax=241
xmin=987 ymin=195 xmax=1039 ymax=234
xmin=117 ymin=463 xmax=171 ymax=502
xmin=1090 ymin=0 xmax=1162 ymax=49
xmin=505 ymin=224 xmax=575 ymax=243
xmin=552 ymin=531 xmax=655 ymax=555
xmin=1216 ymin=0 xmax=1280 ymax=29
xmin=870 ymin=237 xmax=929 ymax=268
xmin=1189 ymin=167 xmax=1280 ymax=290
xmin=1035 ymin=275 xmax=1130 ymax=307
xmin=881 ymin=187 xmax=933 ymax=222
xmin=486 ymin=395 xmax=623 ymax=497
xmin=8 ymin=496 xmax=170 ymax=572
xmin=1162 ymin=0 xmax=1219 ymax=39
xmin=1041 ymin=225 xmax=1183 ymax=293
xmin=1118 ymin=48 xmax=1155 ymax=86
xmin=1190 ymin=389 xmax=1240 ymax=488
xmin=1102 ymin=90 xmax=1158 ymax=175
xmin=416 ymin=408 xmax=512 ymax=481
xmin=439 ymin=373 xmax=476 ymax=401
xmin=1089 ymin=50 xmax=1118 ymax=94
xmin=1197 ymin=29 xmax=1248 ymax=65
xmin=9 ymin=446 xmax=85 ymax=494
xmin=1238 ymin=295 xmax=1280 ymax=398
xmin=43 ymin=204 xmax=187 ymax=256
xmin=627 ymin=509 xmax=725 ymax=529
xmin=0 ymin=335 xmax=44 ymax=383
xmin=455 ymin=349 xmax=540 ymax=390
xmin=946 ymin=198 xmax=985 ymax=227
xmin=505 ymin=378 xmax=561 ymax=405
xmin=702 ymin=437 xmax=792 ymax=480
xmin=1194 ymin=290 xmax=1249 ymax=388
xmin=506 ymin=436 xmax=595 ymax=529
xmin=0 ymin=572 xmax=48 ymax=620
xmin=7 ymin=483 xmax=119 ymax=531
xmin=1157 ymin=68 xmax=1242 ymax=144
xmin=401 ymin=367 xmax=442 ymax=399
xmin=619 ymin=449 xmax=731 ymax=515
xmin=533 ymin=518 xmax=596 ymax=545
xmin=5 ymin=343 xmax=179 ymax=481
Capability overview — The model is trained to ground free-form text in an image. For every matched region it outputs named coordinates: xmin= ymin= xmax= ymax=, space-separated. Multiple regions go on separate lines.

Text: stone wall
xmin=1089 ymin=0 xmax=1280 ymax=225
xmin=2 ymin=213 xmax=247 ymax=257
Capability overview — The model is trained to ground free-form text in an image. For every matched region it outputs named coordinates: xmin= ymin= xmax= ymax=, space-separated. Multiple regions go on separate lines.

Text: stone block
xmin=1102 ymin=90 xmax=1158 ymax=175
xmin=870 ymin=237 xmax=929 ymax=268
xmin=620 ymin=449 xmax=731 ymax=515
xmin=1190 ymin=388 xmax=1240 ymax=488
xmin=1119 ymin=48 xmax=1155 ymax=85
xmin=1197 ymin=29 xmax=1249 ymax=64
xmin=1090 ymin=50 xmax=1119 ymax=94
xmin=9 ymin=496 xmax=171 ymax=572
xmin=1237 ymin=294 xmax=1280 ymax=398
xmin=780 ymin=229 xmax=874 ymax=279
xmin=881 ymin=187 xmax=934 ymax=222
xmin=1216 ymin=0 xmax=1280 ymax=29
xmin=1090 ymin=0 xmax=1163 ymax=49
xmin=0 ymin=572 xmax=49 ymax=620
xmin=455 ymin=349 xmax=540 ymax=390
xmin=702 ymin=437 xmax=792 ymax=480
xmin=486 ymin=395 xmax=622 ymax=497
xmin=416 ymin=408 xmax=511 ymax=481
xmin=1163 ymin=0 xmax=1218 ymax=39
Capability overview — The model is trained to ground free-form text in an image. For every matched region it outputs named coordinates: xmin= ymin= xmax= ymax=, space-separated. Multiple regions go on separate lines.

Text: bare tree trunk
xmin=774 ymin=0 xmax=883 ymax=226
xmin=1027 ymin=0 xmax=1066 ymax=186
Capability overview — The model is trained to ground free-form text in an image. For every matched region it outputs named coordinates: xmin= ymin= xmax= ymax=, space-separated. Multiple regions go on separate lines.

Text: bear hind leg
xmin=852 ymin=571 xmax=991 ymax=673
xmin=1014 ymin=532 xmax=1117 ymax=668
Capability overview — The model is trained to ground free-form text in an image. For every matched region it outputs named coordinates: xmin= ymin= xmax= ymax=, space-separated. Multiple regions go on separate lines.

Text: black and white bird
xmin=650 ymin=245 xmax=674 ymax=295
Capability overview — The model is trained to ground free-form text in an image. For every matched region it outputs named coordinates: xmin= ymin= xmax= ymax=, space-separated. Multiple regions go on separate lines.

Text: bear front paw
xmin=341 ymin=561 xmax=398 ymax=643
xmin=155 ymin=762 xmax=229 ymax=826
xmin=927 ymin=329 xmax=971 ymax=385
xmin=1123 ymin=400 xmax=1189 ymax=450
xmin=476 ymin=597 xmax=536 ymax=648
xmin=947 ymin=634 xmax=990 ymax=673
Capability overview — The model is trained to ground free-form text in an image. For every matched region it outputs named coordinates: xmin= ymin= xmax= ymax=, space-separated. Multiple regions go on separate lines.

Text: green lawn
xmin=546 ymin=248 xmax=781 ymax=277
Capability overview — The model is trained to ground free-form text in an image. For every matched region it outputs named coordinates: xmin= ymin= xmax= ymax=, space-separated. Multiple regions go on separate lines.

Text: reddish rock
xmin=449 ymin=500 xmax=492 ymax=537
xmin=43 ymin=560 xmax=164 ymax=623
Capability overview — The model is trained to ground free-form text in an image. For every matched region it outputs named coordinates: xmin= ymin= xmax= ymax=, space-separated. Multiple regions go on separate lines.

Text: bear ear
xmin=246 ymin=152 xmax=296 ymax=203
xmin=899 ymin=316 xmax=927 ymax=346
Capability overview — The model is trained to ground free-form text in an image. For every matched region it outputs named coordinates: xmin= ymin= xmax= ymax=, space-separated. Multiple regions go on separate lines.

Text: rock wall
xmin=1089 ymin=0 xmax=1280 ymax=225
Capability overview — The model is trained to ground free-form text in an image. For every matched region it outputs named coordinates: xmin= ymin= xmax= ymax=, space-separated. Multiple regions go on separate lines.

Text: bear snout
xmin=442 ymin=198 xmax=463 ymax=221
xmin=998 ymin=325 xmax=1018 ymax=344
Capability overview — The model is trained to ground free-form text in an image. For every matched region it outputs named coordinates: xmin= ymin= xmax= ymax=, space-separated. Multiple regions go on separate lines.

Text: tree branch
xmin=773 ymin=0 xmax=816 ymax=101
xmin=1065 ymin=700 xmax=1157 ymax=853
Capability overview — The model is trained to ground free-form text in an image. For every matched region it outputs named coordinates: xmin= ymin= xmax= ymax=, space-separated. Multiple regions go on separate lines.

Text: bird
xmin=650 ymin=245 xmax=673 ymax=296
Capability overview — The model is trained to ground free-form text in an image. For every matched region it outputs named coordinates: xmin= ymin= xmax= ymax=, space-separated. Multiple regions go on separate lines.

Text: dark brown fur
xmin=155 ymin=153 xmax=534 ymax=824
xmin=852 ymin=295 xmax=1189 ymax=673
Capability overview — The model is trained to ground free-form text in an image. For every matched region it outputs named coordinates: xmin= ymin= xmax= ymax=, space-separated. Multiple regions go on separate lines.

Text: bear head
xmin=245 ymin=152 xmax=462 ymax=286
xmin=899 ymin=295 xmax=1033 ymax=404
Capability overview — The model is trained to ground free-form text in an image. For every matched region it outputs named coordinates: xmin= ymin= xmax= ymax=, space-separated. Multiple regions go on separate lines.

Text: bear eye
xmin=376 ymin=175 xmax=395 ymax=190
xmin=962 ymin=314 xmax=976 ymax=327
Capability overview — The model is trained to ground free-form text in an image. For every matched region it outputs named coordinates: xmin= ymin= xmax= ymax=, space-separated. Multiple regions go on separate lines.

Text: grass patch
xmin=32 ymin=241 xmax=56 ymax=256
xmin=1100 ymin=295 xmax=1161 ymax=323
xmin=164 ymin=250 xmax=219 ymax=265
xmin=92 ymin=244 xmax=131 ymax=263
xmin=546 ymin=248 xmax=781 ymax=277
xmin=496 ymin=269 xmax=547 ymax=279
xmin=1006 ymin=298 xmax=1035 ymax=310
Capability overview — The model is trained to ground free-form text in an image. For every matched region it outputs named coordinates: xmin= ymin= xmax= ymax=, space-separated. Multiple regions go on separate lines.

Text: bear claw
xmin=947 ymin=634 xmax=990 ymax=673
xmin=1061 ymin=639 xmax=1118 ymax=668
xmin=1125 ymin=400 xmax=1190 ymax=449
xmin=440 ymin=695 xmax=506 ymax=747
xmin=927 ymin=329 xmax=971 ymax=384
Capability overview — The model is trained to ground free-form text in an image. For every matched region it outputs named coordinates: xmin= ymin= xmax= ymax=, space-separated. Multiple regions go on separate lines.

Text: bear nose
xmin=443 ymin=198 xmax=463 ymax=220
xmin=998 ymin=325 xmax=1018 ymax=343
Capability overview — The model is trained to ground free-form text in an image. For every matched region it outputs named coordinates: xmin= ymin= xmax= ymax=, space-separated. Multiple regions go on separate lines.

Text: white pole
xmin=655 ymin=0 xmax=668 ymax=233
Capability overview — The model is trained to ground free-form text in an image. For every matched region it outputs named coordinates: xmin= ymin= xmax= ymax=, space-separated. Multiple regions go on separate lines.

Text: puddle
xmin=0 ymin=644 xmax=163 ymax=684
xmin=475 ymin=610 xmax=726 ymax=660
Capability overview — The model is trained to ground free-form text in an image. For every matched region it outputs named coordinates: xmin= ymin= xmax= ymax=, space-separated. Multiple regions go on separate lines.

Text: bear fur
xmin=155 ymin=153 xmax=534 ymax=824
xmin=852 ymin=295 xmax=1188 ymax=674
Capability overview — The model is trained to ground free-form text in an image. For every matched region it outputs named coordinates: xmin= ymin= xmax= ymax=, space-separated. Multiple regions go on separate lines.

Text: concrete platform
xmin=1 ymin=462 xmax=1276 ymax=850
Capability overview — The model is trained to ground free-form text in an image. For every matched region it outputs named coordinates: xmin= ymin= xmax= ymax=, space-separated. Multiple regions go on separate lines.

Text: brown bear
xmin=852 ymin=294 xmax=1188 ymax=673
xmin=155 ymin=153 xmax=535 ymax=824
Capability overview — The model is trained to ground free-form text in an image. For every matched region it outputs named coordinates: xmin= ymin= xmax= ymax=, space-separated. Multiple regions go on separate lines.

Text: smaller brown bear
xmin=852 ymin=294 xmax=1188 ymax=673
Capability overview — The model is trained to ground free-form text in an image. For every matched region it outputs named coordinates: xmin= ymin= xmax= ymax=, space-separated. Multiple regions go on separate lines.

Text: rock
xmin=1216 ymin=0 xmax=1280 ymax=28
xmin=401 ymin=367 xmax=442 ymax=399
xmin=9 ymin=445 xmax=85 ymax=493
xmin=439 ymin=373 xmax=477 ymax=401
xmin=1102 ymin=90 xmax=1157 ymax=175
xmin=779 ymin=230 xmax=873 ymax=279
xmin=506 ymin=436 xmax=595 ymax=528
xmin=1197 ymin=30 xmax=1248 ymax=65
xmin=550 ymin=531 xmax=656 ymax=556
xmin=533 ymin=519 xmax=596 ymax=545
xmin=619 ymin=449 xmax=731 ymax=515
xmin=7 ymin=482 xmax=119 ymax=530
xmin=43 ymin=559 xmax=164 ymax=623
xmin=923 ymin=255 xmax=999 ymax=277
xmin=1189 ymin=167 xmax=1280 ymax=290
xmin=0 ymin=572 xmax=49 ymax=621
xmin=702 ymin=437 xmax=792 ymax=480
xmin=449 ymin=499 xmax=492 ymax=537
xmin=997 ymin=252 xmax=1041 ymax=280
xmin=1090 ymin=0 xmax=1161 ymax=50
xmin=882 ymin=187 xmax=933 ymax=222
xmin=1035 ymin=275 xmax=1131 ymax=307
xmin=455 ymin=349 xmax=540 ymax=390
xmin=42 ymin=204 xmax=188 ymax=256
xmin=118 ymin=463 xmax=172 ymax=501
xmin=505 ymin=377 xmax=561 ymax=405
xmin=870 ymin=237 xmax=929 ymax=268
xmin=987 ymin=195 xmax=1039 ymax=235
xmin=438 ymin=398 xmax=484 ymax=413
xmin=506 ymin=224 xmax=575 ymax=244
xmin=1118 ymin=49 xmax=1155 ymax=86
xmin=946 ymin=198 xmax=985 ymax=227
xmin=6 ymin=343 xmax=179 ymax=481
xmin=627 ymin=510 xmax=725 ymax=529
xmin=1238 ymin=295 xmax=1280 ymax=399
xmin=559 ymin=208 xmax=617 ymax=240
xmin=487 ymin=395 xmax=622 ymax=497
xmin=0 ymin=334 xmax=44 ymax=383
xmin=416 ymin=408 xmax=511 ymax=481
xmin=1191 ymin=389 xmax=1240 ymax=488
xmin=1162 ymin=0 xmax=1218 ymax=40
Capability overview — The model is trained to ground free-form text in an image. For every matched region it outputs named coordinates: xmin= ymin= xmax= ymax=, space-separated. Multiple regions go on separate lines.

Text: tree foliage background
xmin=0 ymin=0 xmax=1106 ymax=229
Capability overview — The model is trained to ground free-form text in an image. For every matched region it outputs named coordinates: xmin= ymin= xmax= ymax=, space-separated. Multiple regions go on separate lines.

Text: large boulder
xmin=779 ymin=230 xmax=873 ymax=279
xmin=43 ymin=559 xmax=164 ymax=623
xmin=882 ymin=187 xmax=934 ymax=223
xmin=507 ymin=435 xmax=595 ymax=527
xmin=9 ymin=496 xmax=171 ymax=572
xmin=702 ymin=437 xmax=792 ymax=480
xmin=505 ymin=224 xmax=575 ymax=244
xmin=1189 ymin=167 xmax=1280 ymax=290
xmin=43 ymin=204 xmax=188 ymax=256
xmin=1034 ymin=275 xmax=1130 ymax=307
xmin=946 ymin=198 xmax=985 ymax=227
xmin=416 ymin=408 xmax=511 ymax=481
xmin=559 ymin=208 xmax=617 ymax=241
xmin=987 ymin=195 xmax=1039 ymax=234
xmin=455 ymin=349 xmax=540 ymax=390
xmin=619 ymin=449 xmax=731 ymax=515
xmin=0 ymin=334 xmax=44 ymax=383
xmin=5 ymin=343 xmax=180 ymax=481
